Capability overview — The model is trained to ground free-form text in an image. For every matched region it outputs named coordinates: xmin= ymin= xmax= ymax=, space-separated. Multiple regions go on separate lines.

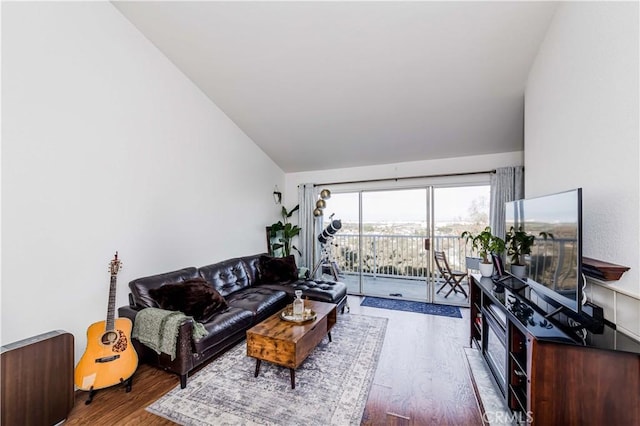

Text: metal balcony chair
xmin=434 ymin=251 xmax=468 ymax=298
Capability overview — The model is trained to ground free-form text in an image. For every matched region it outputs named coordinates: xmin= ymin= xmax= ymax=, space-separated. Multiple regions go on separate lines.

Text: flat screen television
xmin=505 ymin=188 xmax=583 ymax=313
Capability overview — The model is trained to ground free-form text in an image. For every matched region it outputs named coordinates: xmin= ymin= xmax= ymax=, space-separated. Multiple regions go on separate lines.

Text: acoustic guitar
xmin=74 ymin=252 xmax=138 ymax=391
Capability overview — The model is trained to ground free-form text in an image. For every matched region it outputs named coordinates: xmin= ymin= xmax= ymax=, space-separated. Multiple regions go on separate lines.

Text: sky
xmin=322 ymin=186 xmax=490 ymax=224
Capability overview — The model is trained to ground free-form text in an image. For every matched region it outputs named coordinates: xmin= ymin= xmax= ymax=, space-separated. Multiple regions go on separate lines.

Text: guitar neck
xmin=105 ymin=274 xmax=117 ymax=331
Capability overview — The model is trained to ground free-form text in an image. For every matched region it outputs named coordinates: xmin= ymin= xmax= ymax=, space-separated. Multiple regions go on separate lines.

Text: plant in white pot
xmin=461 ymin=227 xmax=505 ymax=277
xmin=505 ymin=226 xmax=553 ymax=278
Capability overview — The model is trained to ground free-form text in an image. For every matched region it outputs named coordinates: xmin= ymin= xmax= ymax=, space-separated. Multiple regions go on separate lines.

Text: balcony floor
xmin=334 ymin=273 xmax=470 ymax=306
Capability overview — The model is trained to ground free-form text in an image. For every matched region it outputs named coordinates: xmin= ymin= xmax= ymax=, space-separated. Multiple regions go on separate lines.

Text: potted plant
xmin=461 ymin=226 xmax=505 ymax=277
xmin=268 ymin=205 xmax=301 ymax=257
xmin=505 ymin=226 xmax=553 ymax=278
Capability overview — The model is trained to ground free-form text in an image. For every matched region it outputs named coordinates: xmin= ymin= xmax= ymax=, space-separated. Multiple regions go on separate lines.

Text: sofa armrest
xmin=156 ymin=315 xmax=197 ymax=381
xmin=117 ymin=304 xmax=148 ymax=360
xmin=118 ymin=305 xmax=140 ymax=323
xmin=118 ymin=305 xmax=196 ymax=367
xmin=176 ymin=318 xmax=197 ymax=356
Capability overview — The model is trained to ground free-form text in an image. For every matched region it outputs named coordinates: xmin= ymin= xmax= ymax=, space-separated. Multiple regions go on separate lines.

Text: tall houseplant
xmin=268 ymin=205 xmax=301 ymax=257
xmin=461 ymin=226 xmax=505 ymax=277
xmin=505 ymin=226 xmax=553 ymax=278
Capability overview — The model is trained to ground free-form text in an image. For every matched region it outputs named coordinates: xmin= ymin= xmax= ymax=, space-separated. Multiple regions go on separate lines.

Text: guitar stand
xmin=84 ymin=376 xmax=133 ymax=405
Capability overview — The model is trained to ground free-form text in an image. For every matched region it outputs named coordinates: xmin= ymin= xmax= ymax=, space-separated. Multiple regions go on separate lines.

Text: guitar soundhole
xmin=102 ymin=331 xmax=119 ymax=345
xmin=100 ymin=330 xmax=128 ymax=352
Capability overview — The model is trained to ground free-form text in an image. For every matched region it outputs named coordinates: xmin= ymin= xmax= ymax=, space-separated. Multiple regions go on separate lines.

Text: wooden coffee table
xmin=246 ymin=300 xmax=337 ymax=389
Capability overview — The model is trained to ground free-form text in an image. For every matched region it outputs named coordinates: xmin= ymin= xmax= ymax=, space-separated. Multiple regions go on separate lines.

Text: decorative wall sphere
xmin=313 ymin=208 xmax=323 ymax=217
xmin=320 ymin=189 xmax=331 ymax=200
xmin=316 ymin=199 xmax=326 ymax=209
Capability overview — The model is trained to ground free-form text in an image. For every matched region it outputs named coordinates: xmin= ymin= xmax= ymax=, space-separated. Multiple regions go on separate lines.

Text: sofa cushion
xmin=259 ymin=255 xmax=298 ymax=283
xmin=240 ymin=254 xmax=266 ymax=284
xmin=198 ymin=258 xmax=252 ymax=297
xmin=193 ymin=307 xmax=254 ymax=354
xmin=148 ymin=278 xmax=228 ymax=322
xmin=129 ymin=267 xmax=200 ymax=308
xmin=225 ymin=288 xmax=288 ymax=322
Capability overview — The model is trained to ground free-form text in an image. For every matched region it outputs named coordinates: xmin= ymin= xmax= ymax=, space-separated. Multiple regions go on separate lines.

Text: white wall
xmin=1 ymin=2 xmax=284 ymax=362
xmin=525 ymin=2 xmax=639 ymax=337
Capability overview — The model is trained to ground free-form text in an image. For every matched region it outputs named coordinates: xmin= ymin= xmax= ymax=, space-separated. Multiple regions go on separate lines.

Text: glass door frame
xmin=328 ymin=186 xmax=434 ymax=303
xmin=427 ymin=186 xmax=435 ymax=303
xmin=324 ymin=175 xmax=490 ymax=307
xmin=360 ymin=187 xmax=432 ymax=302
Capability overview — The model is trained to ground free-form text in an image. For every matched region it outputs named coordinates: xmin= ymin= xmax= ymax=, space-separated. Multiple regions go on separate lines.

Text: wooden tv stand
xmin=469 ymin=275 xmax=640 ymax=424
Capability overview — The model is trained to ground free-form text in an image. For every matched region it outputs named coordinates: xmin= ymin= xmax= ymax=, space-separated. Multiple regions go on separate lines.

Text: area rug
xmin=360 ymin=296 xmax=462 ymax=318
xmin=147 ymin=313 xmax=388 ymax=425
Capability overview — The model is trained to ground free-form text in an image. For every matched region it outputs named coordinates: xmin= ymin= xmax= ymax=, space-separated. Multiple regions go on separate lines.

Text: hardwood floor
xmin=66 ymin=364 xmax=176 ymax=425
xmin=66 ymin=296 xmax=482 ymax=425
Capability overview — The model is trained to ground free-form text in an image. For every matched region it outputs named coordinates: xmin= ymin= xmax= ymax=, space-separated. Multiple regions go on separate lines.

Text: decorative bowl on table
xmin=280 ymin=305 xmax=317 ymax=323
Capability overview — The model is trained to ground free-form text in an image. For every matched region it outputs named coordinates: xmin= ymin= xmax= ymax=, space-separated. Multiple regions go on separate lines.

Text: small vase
xmin=479 ymin=262 xmax=494 ymax=277
xmin=511 ymin=264 xmax=526 ymax=279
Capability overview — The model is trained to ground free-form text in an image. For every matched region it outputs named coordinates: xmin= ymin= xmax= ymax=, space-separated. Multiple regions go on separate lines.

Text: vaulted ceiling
xmin=113 ymin=1 xmax=558 ymax=172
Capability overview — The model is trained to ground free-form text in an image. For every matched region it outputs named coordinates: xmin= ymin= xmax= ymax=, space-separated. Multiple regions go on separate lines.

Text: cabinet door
xmin=528 ymin=340 xmax=640 ymax=424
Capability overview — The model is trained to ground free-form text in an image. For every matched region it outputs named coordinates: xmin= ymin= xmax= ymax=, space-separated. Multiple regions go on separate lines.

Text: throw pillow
xmin=148 ymin=278 xmax=228 ymax=322
xmin=259 ymin=255 xmax=298 ymax=283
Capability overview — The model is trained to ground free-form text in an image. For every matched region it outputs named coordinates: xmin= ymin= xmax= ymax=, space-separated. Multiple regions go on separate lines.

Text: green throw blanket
xmin=132 ymin=307 xmax=208 ymax=360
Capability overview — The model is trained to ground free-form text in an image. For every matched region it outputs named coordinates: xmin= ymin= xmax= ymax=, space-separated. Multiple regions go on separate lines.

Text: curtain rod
xmin=313 ymin=169 xmax=496 ymax=187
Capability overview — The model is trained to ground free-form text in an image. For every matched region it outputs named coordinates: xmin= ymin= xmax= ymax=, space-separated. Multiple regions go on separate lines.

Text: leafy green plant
xmin=505 ymin=226 xmax=553 ymax=266
xmin=268 ymin=205 xmax=301 ymax=257
xmin=461 ymin=226 xmax=505 ymax=264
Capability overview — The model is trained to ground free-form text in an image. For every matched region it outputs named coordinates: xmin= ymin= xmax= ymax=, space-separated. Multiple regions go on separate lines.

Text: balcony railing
xmin=329 ymin=234 xmax=473 ymax=279
xmin=328 ymin=234 xmax=577 ymax=288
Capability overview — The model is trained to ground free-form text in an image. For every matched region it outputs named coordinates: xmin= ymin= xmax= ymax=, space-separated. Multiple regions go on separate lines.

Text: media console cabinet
xmin=469 ymin=275 xmax=640 ymax=425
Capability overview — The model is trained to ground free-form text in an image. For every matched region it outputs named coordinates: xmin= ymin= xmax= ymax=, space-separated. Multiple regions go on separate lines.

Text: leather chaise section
xmin=294 ymin=280 xmax=348 ymax=303
xmin=260 ymin=279 xmax=347 ymax=304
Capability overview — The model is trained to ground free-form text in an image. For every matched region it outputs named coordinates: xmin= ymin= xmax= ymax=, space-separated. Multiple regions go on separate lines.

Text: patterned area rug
xmin=147 ymin=314 xmax=388 ymax=425
xmin=360 ymin=296 xmax=462 ymax=318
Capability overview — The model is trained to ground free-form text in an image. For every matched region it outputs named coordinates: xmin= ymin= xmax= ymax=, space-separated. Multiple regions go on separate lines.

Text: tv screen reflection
xmin=505 ymin=190 xmax=580 ymax=300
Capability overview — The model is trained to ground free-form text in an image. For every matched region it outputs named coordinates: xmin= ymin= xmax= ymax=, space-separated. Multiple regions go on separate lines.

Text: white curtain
xmin=490 ymin=166 xmax=524 ymax=240
xmin=298 ymin=184 xmax=321 ymax=273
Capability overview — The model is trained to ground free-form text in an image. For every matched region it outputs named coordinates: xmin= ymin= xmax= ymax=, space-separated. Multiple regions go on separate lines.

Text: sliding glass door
xmin=360 ymin=189 xmax=429 ymax=299
xmin=431 ymin=186 xmax=490 ymax=305
xmin=322 ymin=188 xmax=432 ymax=302
xmin=322 ymin=184 xmax=489 ymax=306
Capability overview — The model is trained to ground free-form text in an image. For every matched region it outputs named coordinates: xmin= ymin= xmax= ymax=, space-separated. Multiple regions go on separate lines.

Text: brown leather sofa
xmin=118 ymin=253 xmax=347 ymax=388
